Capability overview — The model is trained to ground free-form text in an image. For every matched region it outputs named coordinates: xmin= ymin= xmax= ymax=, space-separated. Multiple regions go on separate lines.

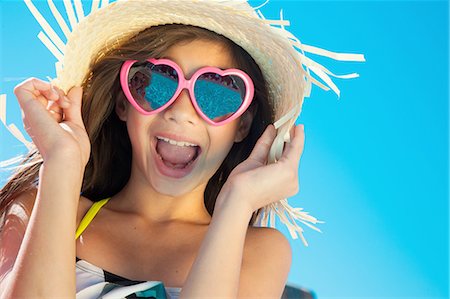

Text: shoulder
xmin=1 ymin=186 xmax=93 ymax=228
xmin=247 ymin=225 xmax=290 ymax=242
xmin=0 ymin=187 xmax=93 ymax=288
xmin=239 ymin=226 xmax=292 ymax=298
xmin=0 ymin=189 xmax=39 ymax=291
xmin=1 ymin=187 xmax=38 ymax=223
xmin=244 ymin=226 xmax=292 ymax=267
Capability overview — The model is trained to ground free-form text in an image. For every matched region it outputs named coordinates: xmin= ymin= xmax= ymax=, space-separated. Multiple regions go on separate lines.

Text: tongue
xmin=156 ymin=139 xmax=198 ymax=166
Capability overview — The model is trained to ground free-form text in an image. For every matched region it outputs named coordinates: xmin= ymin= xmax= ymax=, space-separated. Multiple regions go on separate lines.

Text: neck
xmin=108 ymin=167 xmax=212 ymax=225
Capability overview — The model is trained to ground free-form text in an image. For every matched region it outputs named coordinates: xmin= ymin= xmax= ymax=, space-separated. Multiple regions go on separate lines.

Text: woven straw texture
xmin=0 ymin=0 xmax=365 ymax=245
xmin=55 ymin=0 xmax=305 ymax=162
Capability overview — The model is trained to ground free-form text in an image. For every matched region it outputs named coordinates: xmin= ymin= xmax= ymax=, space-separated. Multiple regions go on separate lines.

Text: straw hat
xmin=1 ymin=0 xmax=365 ymax=245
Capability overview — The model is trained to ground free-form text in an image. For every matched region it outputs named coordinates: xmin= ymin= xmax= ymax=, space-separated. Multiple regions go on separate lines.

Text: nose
xmin=163 ymin=88 xmax=200 ymax=125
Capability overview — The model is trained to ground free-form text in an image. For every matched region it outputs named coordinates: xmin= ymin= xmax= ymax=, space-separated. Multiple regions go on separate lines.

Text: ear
xmin=234 ymin=104 xmax=256 ymax=143
xmin=115 ymin=95 xmax=128 ymax=121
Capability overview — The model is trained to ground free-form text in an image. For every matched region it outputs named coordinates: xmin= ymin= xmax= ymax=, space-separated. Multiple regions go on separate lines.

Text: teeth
xmin=156 ymin=136 xmax=198 ymax=147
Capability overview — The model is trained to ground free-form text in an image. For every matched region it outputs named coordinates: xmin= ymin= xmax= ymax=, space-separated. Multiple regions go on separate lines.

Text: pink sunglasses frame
xmin=120 ymin=58 xmax=255 ymax=126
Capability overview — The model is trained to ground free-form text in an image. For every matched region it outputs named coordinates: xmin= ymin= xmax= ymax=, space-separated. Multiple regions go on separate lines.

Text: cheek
xmin=125 ymin=112 xmax=152 ymax=152
xmin=206 ymin=122 xmax=240 ymax=167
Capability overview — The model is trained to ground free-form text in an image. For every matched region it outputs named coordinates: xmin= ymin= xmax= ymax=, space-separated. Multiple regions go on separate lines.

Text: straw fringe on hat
xmin=0 ymin=0 xmax=365 ymax=246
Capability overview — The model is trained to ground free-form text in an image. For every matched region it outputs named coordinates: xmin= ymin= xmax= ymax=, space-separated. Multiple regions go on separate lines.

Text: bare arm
xmin=0 ymin=157 xmax=84 ymax=298
xmin=180 ymin=187 xmax=292 ymax=299
xmin=180 ymin=188 xmax=251 ymax=298
xmin=181 ymin=124 xmax=303 ymax=298
xmin=1 ymin=79 xmax=89 ymax=298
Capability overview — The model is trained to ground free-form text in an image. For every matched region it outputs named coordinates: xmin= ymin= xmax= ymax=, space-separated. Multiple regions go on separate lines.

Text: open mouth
xmin=154 ymin=136 xmax=202 ymax=170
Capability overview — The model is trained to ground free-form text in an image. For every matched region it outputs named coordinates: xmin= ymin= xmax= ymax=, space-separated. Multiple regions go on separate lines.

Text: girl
xmin=0 ymin=0 xmax=364 ymax=298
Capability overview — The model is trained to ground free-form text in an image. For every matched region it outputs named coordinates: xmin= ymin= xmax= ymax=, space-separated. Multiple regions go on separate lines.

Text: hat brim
xmin=57 ymin=0 xmax=306 ymax=129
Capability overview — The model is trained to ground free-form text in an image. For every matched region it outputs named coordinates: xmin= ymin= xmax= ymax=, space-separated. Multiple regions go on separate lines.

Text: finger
xmin=15 ymin=78 xmax=58 ymax=108
xmin=281 ymin=125 xmax=296 ymax=152
xmin=283 ymin=124 xmax=305 ymax=162
xmin=63 ymin=86 xmax=84 ymax=126
xmin=48 ymin=108 xmax=64 ymax=122
xmin=247 ymin=124 xmax=277 ymax=164
xmin=33 ymin=90 xmax=50 ymax=108
xmin=46 ymin=99 xmax=64 ymax=123
xmin=32 ymin=86 xmax=60 ymax=104
xmin=40 ymin=85 xmax=60 ymax=102
xmin=46 ymin=88 xmax=65 ymax=110
xmin=52 ymin=85 xmax=71 ymax=109
xmin=20 ymin=93 xmax=62 ymax=145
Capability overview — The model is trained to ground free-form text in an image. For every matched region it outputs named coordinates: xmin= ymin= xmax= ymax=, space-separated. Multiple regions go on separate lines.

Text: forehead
xmin=161 ymin=39 xmax=235 ymax=78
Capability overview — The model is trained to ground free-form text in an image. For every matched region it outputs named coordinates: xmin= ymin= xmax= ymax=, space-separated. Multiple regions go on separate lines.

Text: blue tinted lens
xmin=194 ymin=72 xmax=245 ymax=122
xmin=128 ymin=62 xmax=178 ymax=112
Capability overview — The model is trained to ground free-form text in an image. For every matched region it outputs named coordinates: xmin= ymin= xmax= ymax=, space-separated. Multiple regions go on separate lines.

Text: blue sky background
xmin=0 ymin=0 xmax=448 ymax=298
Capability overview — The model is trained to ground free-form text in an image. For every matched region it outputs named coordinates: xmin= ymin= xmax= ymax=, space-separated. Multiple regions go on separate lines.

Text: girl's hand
xmin=14 ymin=78 xmax=90 ymax=168
xmin=222 ymin=124 xmax=305 ymax=213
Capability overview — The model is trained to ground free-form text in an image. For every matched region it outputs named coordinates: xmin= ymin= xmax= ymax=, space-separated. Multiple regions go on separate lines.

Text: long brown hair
xmin=0 ymin=24 xmax=273 ymax=225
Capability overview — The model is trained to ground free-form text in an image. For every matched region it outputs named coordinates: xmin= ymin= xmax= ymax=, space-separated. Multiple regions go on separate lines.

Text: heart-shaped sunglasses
xmin=120 ymin=58 xmax=255 ymax=126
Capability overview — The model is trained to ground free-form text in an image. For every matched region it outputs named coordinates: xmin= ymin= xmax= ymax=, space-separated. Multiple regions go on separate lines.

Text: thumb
xmin=247 ymin=124 xmax=276 ymax=164
xmin=63 ymin=86 xmax=84 ymax=126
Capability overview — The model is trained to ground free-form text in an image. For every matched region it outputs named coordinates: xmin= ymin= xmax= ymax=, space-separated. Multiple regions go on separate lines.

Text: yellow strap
xmin=75 ymin=197 xmax=111 ymax=240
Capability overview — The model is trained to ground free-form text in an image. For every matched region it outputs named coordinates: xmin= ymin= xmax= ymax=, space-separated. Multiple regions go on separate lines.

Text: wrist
xmin=42 ymin=155 xmax=85 ymax=182
xmin=214 ymin=185 xmax=254 ymax=219
xmin=43 ymin=151 xmax=86 ymax=170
